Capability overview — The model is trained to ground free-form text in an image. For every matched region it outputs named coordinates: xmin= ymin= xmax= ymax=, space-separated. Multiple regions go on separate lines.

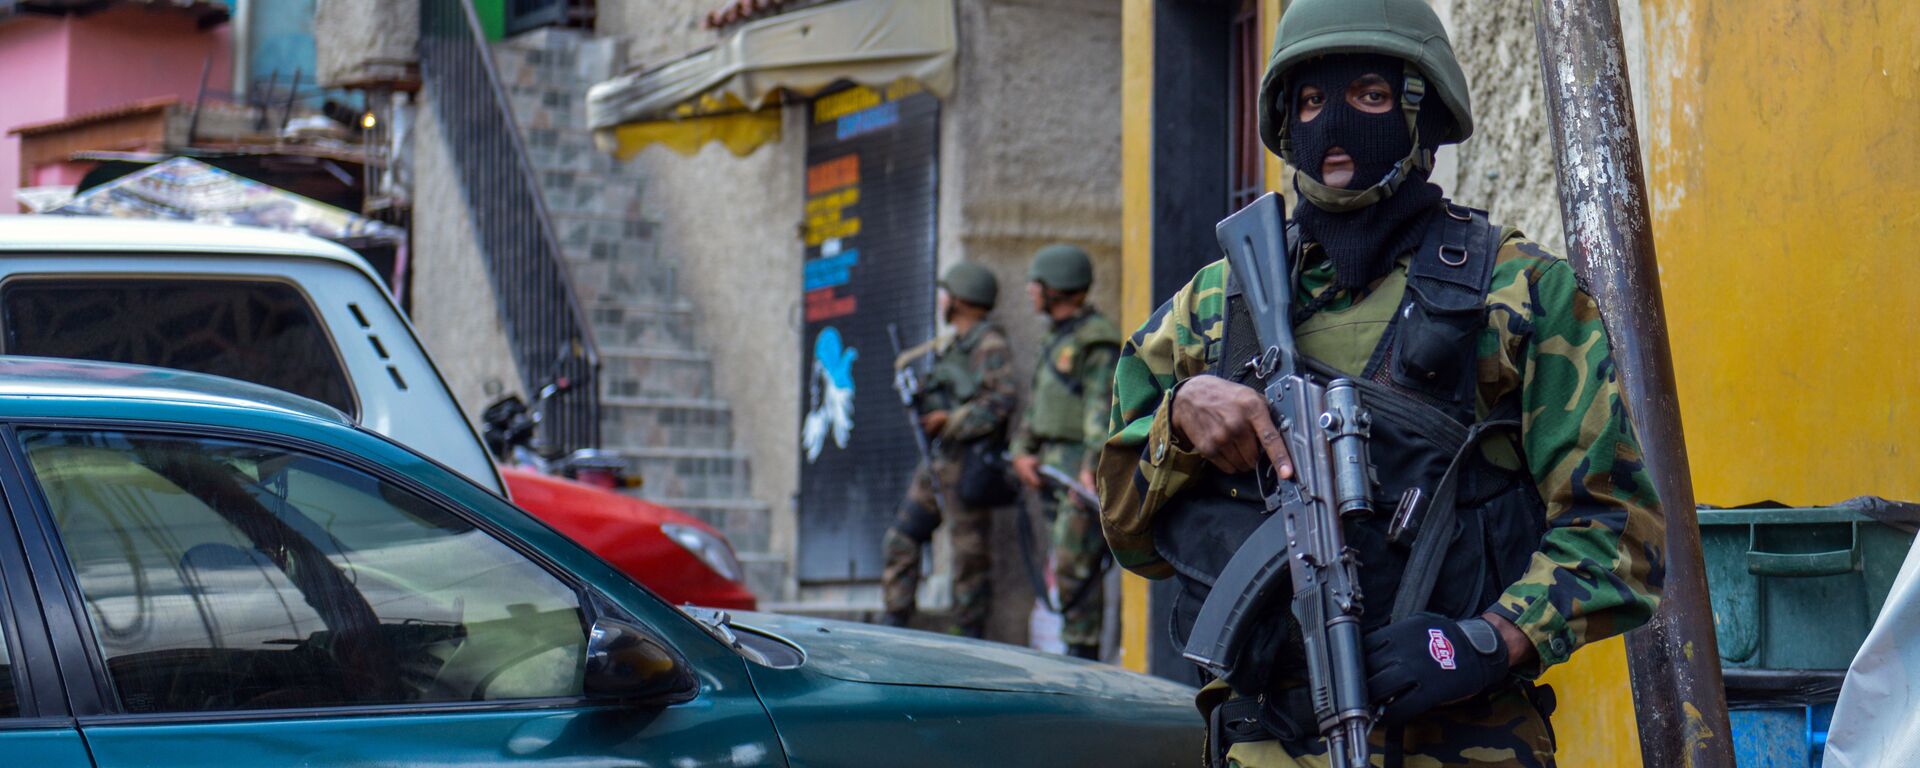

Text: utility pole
xmin=1529 ymin=2 xmax=1735 ymax=767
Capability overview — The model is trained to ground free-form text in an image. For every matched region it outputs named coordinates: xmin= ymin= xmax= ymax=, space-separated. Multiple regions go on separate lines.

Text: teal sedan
xmin=0 ymin=358 xmax=1198 ymax=767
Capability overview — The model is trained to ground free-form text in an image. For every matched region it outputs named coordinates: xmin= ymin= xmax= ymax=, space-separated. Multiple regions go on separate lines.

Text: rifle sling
xmin=1387 ymin=416 xmax=1521 ymax=622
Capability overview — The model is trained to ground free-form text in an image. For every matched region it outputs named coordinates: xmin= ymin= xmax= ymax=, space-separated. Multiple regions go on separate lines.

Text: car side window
xmin=20 ymin=429 xmax=588 ymax=714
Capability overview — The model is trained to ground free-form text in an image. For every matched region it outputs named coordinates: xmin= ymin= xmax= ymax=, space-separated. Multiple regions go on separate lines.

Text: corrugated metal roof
xmin=6 ymin=97 xmax=177 ymax=137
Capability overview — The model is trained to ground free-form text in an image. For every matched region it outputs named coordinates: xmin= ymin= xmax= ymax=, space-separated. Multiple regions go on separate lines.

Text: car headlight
xmin=662 ymin=523 xmax=745 ymax=583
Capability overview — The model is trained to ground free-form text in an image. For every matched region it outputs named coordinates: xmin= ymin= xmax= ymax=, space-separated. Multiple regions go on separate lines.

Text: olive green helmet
xmin=1027 ymin=243 xmax=1094 ymax=292
xmin=940 ymin=261 xmax=999 ymax=309
xmin=1257 ymin=0 xmax=1474 ymax=211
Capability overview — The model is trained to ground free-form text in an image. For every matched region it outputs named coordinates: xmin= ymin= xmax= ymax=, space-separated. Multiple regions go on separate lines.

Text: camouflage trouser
xmin=881 ymin=454 xmax=992 ymax=633
xmin=1036 ymin=441 xmax=1104 ymax=646
xmin=1199 ymin=680 xmax=1557 ymax=768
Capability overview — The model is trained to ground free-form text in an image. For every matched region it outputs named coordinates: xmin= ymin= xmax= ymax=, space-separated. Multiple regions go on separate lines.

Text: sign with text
xmin=797 ymin=81 xmax=941 ymax=583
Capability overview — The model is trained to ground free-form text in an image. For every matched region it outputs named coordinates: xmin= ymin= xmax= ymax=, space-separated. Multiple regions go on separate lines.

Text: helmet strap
xmin=1291 ymin=62 xmax=1435 ymax=213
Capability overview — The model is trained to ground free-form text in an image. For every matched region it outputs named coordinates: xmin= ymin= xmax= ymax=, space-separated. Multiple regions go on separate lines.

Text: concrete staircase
xmin=490 ymin=29 xmax=785 ymax=601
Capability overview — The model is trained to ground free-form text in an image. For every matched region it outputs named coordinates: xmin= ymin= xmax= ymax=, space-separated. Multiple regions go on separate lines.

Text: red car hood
xmin=500 ymin=466 xmax=755 ymax=610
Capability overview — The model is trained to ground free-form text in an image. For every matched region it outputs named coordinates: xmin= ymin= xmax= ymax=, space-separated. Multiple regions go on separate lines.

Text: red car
xmin=502 ymin=466 xmax=757 ymax=610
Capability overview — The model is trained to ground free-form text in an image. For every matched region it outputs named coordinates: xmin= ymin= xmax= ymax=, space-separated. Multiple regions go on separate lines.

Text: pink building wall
xmin=64 ymin=6 xmax=232 ymax=116
xmin=0 ymin=17 xmax=72 ymax=212
xmin=0 ymin=6 xmax=231 ymax=211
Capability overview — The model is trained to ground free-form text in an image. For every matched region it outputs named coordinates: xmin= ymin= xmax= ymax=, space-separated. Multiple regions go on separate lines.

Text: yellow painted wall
xmin=1641 ymin=0 xmax=1920 ymax=507
xmin=1118 ymin=0 xmax=1155 ymax=674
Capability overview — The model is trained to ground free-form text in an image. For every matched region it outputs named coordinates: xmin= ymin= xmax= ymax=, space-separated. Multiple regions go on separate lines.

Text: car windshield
xmin=0 ymin=277 xmax=356 ymax=416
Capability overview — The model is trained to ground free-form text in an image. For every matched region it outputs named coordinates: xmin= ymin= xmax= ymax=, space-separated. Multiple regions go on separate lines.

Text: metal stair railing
xmin=419 ymin=0 xmax=600 ymax=454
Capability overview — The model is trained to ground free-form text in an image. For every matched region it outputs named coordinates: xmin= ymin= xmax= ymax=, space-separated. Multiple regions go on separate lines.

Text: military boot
xmin=1068 ymin=643 xmax=1101 ymax=661
xmin=880 ymin=609 xmax=912 ymax=628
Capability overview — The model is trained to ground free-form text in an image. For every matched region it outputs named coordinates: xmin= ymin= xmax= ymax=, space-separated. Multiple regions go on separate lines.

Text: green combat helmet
xmin=1028 ymin=243 xmax=1094 ymax=293
xmin=940 ymin=261 xmax=999 ymax=309
xmin=1257 ymin=0 xmax=1475 ymax=212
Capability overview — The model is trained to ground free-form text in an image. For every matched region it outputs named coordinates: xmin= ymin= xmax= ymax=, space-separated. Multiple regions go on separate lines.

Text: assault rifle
xmin=888 ymin=324 xmax=943 ymax=494
xmin=1182 ymin=193 xmax=1376 ymax=768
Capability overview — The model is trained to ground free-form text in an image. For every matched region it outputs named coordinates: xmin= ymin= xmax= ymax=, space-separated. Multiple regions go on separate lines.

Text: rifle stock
xmin=1181 ymin=193 xmax=1376 ymax=768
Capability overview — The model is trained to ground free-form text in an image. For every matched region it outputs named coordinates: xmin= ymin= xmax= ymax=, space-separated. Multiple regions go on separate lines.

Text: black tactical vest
xmin=1152 ymin=204 xmax=1549 ymax=691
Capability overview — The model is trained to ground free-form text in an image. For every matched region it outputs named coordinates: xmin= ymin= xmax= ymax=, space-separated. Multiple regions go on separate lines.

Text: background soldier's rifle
xmin=1036 ymin=464 xmax=1098 ymax=508
xmin=889 ymin=324 xmax=943 ymax=502
xmin=1015 ymin=460 xmax=1111 ymax=615
xmin=1182 ymin=192 xmax=1375 ymax=768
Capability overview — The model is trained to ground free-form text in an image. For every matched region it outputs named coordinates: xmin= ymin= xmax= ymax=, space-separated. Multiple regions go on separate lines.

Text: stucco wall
xmin=313 ymin=0 xmax=418 ymax=88
xmin=945 ymin=0 xmax=1124 ymax=365
xmin=1425 ymin=0 xmax=1564 ymax=254
xmin=409 ymin=87 xmax=529 ymax=416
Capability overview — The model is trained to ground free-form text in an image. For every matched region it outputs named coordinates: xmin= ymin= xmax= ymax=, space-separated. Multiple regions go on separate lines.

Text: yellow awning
xmin=586 ymin=0 xmax=955 ymax=158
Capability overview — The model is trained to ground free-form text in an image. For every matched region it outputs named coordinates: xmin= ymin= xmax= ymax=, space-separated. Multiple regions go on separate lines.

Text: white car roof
xmin=0 ymin=216 xmax=383 ymax=280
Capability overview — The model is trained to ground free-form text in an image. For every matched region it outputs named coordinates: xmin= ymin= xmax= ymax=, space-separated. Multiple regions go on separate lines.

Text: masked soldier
xmin=882 ymin=261 xmax=1019 ymax=639
xmin=1010 ymin=244 xmax=1122 ymax=660
xmin=1095 ymin=1 xmax=1665 ymax=765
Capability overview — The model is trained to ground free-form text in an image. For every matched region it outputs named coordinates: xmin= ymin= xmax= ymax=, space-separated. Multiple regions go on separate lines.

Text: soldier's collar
xmin=1050 ymin=303 xmax=1096 ymax=332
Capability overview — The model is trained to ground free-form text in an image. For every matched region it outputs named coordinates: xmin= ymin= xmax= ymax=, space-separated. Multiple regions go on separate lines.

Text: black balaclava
xmin=1287 ymin=54 xmax=1451 ymax=290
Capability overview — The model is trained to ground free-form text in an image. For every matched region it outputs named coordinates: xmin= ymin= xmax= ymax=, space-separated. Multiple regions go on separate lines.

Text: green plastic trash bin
xmin=1701 ymin=506 xmax=1916 ymax=670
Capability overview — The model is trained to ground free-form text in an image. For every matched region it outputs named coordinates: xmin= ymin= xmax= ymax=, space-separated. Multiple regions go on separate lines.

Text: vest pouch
xmin=1390 ymin=282 xmax=1486 ymax=401
xmin=1427 ymin=505 xmax=1491 ymax=619
xmin=957 ymin=441 xmax=1020 ymax=507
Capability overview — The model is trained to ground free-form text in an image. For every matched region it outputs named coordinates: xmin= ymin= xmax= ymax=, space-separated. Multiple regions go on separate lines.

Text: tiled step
xmin=533 ymin=169 xmax=650 ymax=220
xmin=586 ymin=300 xmax=699 ymax=349
xmin=599 ymin=399 xmax=734 ymax=451
xmin=558 ymin=255 xmax=679 ymax=305
xmin=625 ymin=449 xmax=753 ymax=504
xmin=598 ymin=347 xmax=713 ymax=399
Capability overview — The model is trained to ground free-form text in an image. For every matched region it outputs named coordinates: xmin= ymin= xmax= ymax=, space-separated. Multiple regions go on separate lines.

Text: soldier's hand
xmin=1012 ymin=455 xmax=1043 ymax=489
xmin=921 ymin=410 xmax=950 ymax=436
xmin=1078 ymin=469 xmax=1096 ymax=493
xmin=1169 ymin=375 xmax=1294 ymax=479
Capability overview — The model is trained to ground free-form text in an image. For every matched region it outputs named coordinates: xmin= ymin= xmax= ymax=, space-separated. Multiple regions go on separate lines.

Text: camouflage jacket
xmin=924 ymin=320 xmax=1019 ymax=446
xmin=1096 ymin=233 xmax=1665 ymax=676
xmin=1013 ymin=304 xmax=1122 ymax=474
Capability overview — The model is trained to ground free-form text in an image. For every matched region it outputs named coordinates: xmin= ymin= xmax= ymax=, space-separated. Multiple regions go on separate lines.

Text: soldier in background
xmin=1011 ymin=244 xmax=1122 ymax=660
xmin=881 ymin=262 xmax=1018 ymax=639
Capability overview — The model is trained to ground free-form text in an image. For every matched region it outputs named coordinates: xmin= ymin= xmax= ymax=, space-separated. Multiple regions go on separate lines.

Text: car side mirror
xmin=584 ymin=617 xmax=697 ymax=705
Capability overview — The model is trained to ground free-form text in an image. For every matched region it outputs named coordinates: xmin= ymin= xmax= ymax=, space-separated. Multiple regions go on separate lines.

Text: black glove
xmin=1362 ymin=613 xmax=1510 ymax=727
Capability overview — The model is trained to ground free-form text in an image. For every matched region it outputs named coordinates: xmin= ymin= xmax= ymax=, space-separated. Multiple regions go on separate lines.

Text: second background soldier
xmin=1011 ymin=244 xmax=1122 ymax=660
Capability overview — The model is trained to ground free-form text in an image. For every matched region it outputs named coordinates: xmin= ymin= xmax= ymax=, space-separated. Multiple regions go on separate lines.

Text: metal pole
xmin=1528 ymin=2 xmax=1734 ymax=767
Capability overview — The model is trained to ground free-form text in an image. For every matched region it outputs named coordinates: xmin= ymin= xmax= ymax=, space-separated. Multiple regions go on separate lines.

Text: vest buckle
xmin=1387 ymin=486 xmax=1425 ymax=544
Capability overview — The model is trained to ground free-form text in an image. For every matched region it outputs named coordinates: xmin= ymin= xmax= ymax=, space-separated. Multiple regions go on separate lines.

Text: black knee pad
xmin=893 ymin=502 xmax=941 ymax=543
